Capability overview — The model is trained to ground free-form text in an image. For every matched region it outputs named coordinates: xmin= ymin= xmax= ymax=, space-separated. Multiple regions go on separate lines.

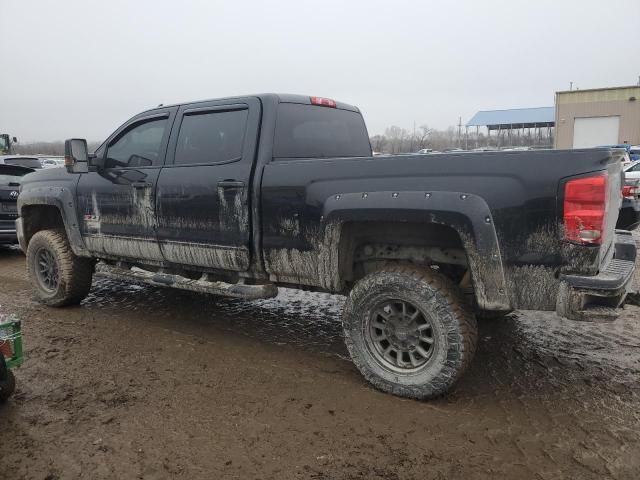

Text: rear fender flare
xmin=321 ymin=190 xmax=510 ymax=310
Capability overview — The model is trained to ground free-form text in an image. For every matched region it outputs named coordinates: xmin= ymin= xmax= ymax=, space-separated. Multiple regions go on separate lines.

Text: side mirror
xmin=12 ymin=137 xmax=17 ymax=143
xmin=64 ymin=138 xmax=89 ymax=174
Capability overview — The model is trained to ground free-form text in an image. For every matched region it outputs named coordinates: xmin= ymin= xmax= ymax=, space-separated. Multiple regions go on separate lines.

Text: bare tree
xmin=385 ymin=126 xmax=409 ymax=154
xmin=414 ymin=125 xmax=433 ymax=150
xmin=370 ymin=134 xmax=388 ymax=153
xmin=14 ymin=141 xmax=102 ymax=156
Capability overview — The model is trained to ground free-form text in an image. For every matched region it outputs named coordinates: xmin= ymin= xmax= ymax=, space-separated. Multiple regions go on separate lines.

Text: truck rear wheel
xmin=342 ymin=264 xmax=477 ymax=399
xmin=26 ymin=229 xmax=95 ymax=307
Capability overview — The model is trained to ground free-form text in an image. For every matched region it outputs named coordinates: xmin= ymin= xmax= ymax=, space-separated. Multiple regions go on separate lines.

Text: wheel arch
xmin=322 ymin=190 xmax=510 ymax=311
xmin=17 ymin=187 xmax=89 ymax=256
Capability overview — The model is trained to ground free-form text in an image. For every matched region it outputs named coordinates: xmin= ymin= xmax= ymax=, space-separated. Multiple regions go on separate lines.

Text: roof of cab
xmin=140 ymin=93 xmax=360 ymax=116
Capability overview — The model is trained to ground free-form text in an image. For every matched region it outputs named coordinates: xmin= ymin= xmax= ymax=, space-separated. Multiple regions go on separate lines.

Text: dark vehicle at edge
xmin=0 ymin=164 xmax=33 ymax=244
xmin=15 ymin=94 xmax=637 ymax=399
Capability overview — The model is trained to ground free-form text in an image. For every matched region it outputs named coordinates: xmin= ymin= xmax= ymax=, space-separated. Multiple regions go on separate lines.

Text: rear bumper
xmin=556 ymin=231 xmax=636 ymax=321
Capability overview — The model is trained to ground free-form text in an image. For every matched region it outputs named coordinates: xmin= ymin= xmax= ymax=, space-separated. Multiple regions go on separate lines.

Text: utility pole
xmin=569 ymin=81 xmax=573 ymax=91
xmin=457 ymin=117 xmax=462 ymax=149
xmin=412 ymin=120 xmax=416 ymax=151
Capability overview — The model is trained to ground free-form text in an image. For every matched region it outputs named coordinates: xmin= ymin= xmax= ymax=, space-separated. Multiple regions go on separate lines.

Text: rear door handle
xmin=132 ymin=181 xmax=152 ymax=189
xmin=217 ymin=180 xmax=245 ymax=189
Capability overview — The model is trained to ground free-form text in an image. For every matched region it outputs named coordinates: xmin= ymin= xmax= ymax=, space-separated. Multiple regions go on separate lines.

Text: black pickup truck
xmin=16 ymin=94 xmax=637 ymax=399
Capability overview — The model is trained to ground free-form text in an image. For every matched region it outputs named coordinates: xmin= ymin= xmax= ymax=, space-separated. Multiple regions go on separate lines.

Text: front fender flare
xmin=17 ymin=186 xmax=90 ymax=257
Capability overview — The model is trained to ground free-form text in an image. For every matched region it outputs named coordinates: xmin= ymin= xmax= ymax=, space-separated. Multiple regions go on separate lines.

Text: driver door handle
xmin=132 ymin=181 xmax=152 ymax=189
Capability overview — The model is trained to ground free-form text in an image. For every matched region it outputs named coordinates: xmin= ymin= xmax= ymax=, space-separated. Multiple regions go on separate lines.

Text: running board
xmin=95 ymin=263 xmax=278 ymax=300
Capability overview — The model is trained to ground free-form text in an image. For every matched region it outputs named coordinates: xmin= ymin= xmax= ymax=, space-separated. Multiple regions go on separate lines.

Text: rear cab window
xmin=274 ymin=103 xmax=372 ymax=159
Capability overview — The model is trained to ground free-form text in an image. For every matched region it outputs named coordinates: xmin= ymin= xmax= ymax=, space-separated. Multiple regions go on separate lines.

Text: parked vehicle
xmin=623 ymin=160 xmax=640 ymax=181
xmin=600 ymin=145 xmax=633 ymax=167
xmin=0 ymin=164 xmax=34 ymax=244
xmin=0 ymin=155 xmax=43 ymax=170
xmin=617 ymin=178 xmax=640 ymax=230
xmin=16 ymin=94 xmax=637 ymax=399
xmin=39 ymin=156 xmax=65 ymax=169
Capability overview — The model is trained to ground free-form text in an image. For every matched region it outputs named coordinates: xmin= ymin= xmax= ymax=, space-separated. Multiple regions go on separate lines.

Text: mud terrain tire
xmin=342 ymin=264 xmax=477 ymax=399
xmin=27 ymin=229 xmax=95 ymax=307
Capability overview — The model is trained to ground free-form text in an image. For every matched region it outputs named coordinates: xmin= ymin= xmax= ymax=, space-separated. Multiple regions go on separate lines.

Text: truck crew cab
xmin=16 ymin=94 xmax=637 ymax=399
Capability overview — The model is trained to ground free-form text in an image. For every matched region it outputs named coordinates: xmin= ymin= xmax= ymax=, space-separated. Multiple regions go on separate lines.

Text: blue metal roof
xmin=466 ymin=107 xmax=555 ymax=127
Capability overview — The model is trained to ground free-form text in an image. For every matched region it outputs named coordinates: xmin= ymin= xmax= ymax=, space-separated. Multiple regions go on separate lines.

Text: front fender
xmin=321 ymin=190 xmax=510 ymax=311
xmin=17 ymin=185 xmax=90 ymax=257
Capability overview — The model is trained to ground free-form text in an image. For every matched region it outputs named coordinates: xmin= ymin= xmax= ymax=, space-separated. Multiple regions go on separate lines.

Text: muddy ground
xmin=0 ymin=247 xmax=639 ymax=479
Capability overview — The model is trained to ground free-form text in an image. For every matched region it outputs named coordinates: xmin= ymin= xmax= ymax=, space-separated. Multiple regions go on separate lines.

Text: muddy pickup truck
xmin=16 ymin=94 xmax=637 ymax=399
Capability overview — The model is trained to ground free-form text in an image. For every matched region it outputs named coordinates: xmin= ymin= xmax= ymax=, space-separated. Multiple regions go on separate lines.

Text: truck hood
xmin=18 ymin=166 xmax=81 ymax=210
xmin=21 ymin=166 xmax=75 ymax=186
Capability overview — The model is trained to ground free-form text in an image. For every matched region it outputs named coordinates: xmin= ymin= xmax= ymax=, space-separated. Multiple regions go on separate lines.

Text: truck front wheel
xmin=342 ymin=264 xmax=477 ymax=399
xmin=26 ymin=229 xmax=95 ymax=307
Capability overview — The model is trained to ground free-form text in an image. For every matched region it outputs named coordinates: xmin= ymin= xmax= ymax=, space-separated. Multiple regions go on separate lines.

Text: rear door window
xmin=174 ymin=109 xmax=248 ymax=166
xmin=274 ymin=103 xmax=371 ymax=159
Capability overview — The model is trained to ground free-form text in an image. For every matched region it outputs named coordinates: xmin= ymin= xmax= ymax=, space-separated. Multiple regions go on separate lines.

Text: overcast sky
xmin=1 ymin=0 xmax=639 ymax=142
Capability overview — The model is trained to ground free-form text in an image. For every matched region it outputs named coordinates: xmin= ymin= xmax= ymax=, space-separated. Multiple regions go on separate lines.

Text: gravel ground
xmin=0 ymin=246 xmax=639 ymax=479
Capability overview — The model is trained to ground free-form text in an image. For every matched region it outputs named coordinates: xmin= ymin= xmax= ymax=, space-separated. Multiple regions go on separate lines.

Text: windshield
xmin=3 ymin=158 xmax=42 ymax=169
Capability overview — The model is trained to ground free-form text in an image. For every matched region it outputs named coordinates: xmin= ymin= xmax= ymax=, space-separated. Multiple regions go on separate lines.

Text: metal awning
xmin=466 ymin=107 xmax=555 ymax=130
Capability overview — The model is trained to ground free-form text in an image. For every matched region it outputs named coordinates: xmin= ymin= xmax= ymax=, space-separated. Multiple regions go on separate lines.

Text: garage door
xmin=573 ymin=116 xmax=620 ymax=148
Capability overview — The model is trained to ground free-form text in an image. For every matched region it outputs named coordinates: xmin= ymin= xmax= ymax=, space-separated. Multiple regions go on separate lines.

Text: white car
xmin=620 ymin=151 xmax=633 ymax=168
xmin=624 ymin=160 xmax=640 ymax=181
xmin=39 ymin=156 xmax=65 ymax=168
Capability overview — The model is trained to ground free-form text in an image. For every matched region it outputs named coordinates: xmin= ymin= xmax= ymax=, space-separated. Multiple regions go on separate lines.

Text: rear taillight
xmin=564 ymin=174 xmax=608 ymax=245
xmin=622 ymin=185 xmax=636 ymax=199
xmin=310 ymin=96 xmax=337 ymax=108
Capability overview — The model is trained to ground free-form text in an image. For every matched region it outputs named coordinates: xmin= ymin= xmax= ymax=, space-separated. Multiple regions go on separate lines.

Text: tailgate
xmin=600 ymin=150 xmax=625 ymax=267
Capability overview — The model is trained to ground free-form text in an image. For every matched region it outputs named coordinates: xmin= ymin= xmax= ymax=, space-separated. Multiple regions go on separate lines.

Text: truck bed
xmin=261 ymin=148 xmax=624 ymax=311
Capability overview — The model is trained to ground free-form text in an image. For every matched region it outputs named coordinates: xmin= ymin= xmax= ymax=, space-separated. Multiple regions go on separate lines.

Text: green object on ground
xmin=0 ymin=316 xmax=23 ymax=369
